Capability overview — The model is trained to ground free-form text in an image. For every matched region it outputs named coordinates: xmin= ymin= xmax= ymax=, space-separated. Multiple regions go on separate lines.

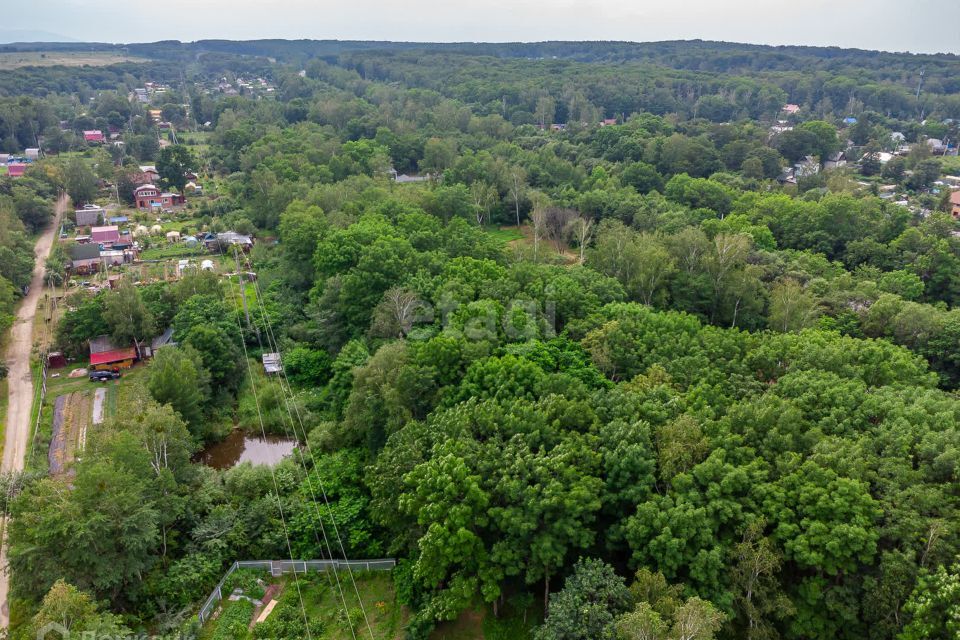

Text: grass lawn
xmin=201 ymin=570 xmax=405 ymax=640
xmin=140 ymin=244 xmax=209 ymax=260
xmin=485 ymin=226 xmax=525 ymax=244
xmin=28 ymin=362 xmax=151 ymax=473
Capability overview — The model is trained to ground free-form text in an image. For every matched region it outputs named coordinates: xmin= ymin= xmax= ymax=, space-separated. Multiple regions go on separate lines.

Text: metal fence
xmin=197 ymin=558 xmax=397 ymax=624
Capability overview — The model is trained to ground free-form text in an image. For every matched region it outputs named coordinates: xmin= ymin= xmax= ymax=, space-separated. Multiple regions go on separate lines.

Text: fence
xmin=197 ymin=558 xmax=397 ymax=624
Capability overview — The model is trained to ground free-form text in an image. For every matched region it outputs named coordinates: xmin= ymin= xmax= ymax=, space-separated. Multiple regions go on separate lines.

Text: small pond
xmin=198 ymin=430 xmax=298 ymax=469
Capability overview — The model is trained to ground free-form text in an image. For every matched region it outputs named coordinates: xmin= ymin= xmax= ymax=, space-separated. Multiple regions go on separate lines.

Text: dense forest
xmin=2 ymin=38 xmax=960 ymax=640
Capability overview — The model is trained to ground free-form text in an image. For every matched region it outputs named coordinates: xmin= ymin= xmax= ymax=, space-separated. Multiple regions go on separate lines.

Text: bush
xmin=211 ymin=599 xmax=254 ymax=640
xmin=223 ymin=568 xmax=267 ymax=600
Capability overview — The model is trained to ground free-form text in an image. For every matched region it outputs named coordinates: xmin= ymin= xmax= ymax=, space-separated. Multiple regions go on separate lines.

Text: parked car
xmin=89 ymin=370 xmax=120 ymax=382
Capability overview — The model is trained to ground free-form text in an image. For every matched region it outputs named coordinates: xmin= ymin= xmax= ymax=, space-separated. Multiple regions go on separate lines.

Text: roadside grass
xmin=0 ymin=378 xmax=7 ymax=461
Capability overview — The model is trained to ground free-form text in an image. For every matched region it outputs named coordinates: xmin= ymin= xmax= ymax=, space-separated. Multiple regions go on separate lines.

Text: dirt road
xmin=0 ymin=192 xmax=66 ymax=628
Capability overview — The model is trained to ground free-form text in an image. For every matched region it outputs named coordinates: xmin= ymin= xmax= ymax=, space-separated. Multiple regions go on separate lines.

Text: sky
xmin=4 ymin=0 xmax=960 ymax=55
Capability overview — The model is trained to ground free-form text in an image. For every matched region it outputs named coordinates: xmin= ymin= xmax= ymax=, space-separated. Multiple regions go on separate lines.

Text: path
xmin=0 ymin=191 xmax=66 ymax=628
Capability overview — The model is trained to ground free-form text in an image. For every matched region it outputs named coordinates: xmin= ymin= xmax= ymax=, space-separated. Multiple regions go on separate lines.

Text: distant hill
xmin=0 ymin=30 xmax=80 ymax=44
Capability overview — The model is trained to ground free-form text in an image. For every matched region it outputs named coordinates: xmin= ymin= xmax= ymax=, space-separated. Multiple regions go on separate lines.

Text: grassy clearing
xmin=485 ymin=226 xmax=525 ymax=244
xmin=0 ymin=51 xmax=148 ymax=70
xmin=140 ymin=244 xmax=209 ymax=261
xmin=201 ymin=571 xmax=404 ymax=640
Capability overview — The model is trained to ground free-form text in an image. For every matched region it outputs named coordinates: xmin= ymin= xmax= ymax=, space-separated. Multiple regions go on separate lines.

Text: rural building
xmin=951 ymin=191 xmax=960 ymax=218
xmin=207 ymin=231 xmax=253 ymax=252
xmin=25 ymin=148 xmax=39 ymax=160
xmin=7 ymin=164 xmax=26 ymax=178
xmin=91 ymin=225 xmax=121 ymax=246
xmin=134 ymin=184 xmax=184 ymax=210
xmin=139 ymin=165 xmax=161 ymax=183
xmin=782 ymin=104 xmax=801 ymax=115
xmin=75 ymin=206 xmax=103 ymax=226
xmin=141 ymin=327 xmax=177 ymax=359
xmin=108 ymin=215 xmax=129 ymax=225
xmin=89 ymin=335 xmax=136 ymax=370
xmin=47 ymin=352 xmax=67 ymax=368
xmin=263 ymin=352 xmax=282 ymax=374
xmin=99 ymin=250 xmax=126 ymax=267
xmin=68 ymin=244 xmax=101 ymax=273
xmin=83 ymin=130 xmax=105 ymax=143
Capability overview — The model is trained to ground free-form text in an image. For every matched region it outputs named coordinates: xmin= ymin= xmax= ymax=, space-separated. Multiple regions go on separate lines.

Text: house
xmin=927 ymin=138 xmax=947 ymax=154
xmin=6 ymin=164 xmax=26 ymax=178
xmin=782 ymin=104 xmax=801 ymax=115
xmin=25 ymin=148 xmax=39 ymax=160
xmin=108 ymin=215 xmax=129 ymax=225
xmin=91 ymin=225 xmax=121 ymax=246
xmin=99 ymin=249 xmax=126 ymax=267
xmin=83 ymin=130 xmax=105 ymax=143
xmin=141 ymin=327 xmax=176 ymax=359
xmin=824 ymin=152 xmax=847 ymax=170
xmin=600 ymin=118 xmax=618 ymax=126
xmin=68 ymin=243 xmax=101 ymax=273
xmin=262 ymin=352 xmax=282 ymax=374
xmin=138 ymin=166 xmax=160 ymax=183
xmin=794 ymin=156 xmax=820 ymax=179
xmin=133 ymin=184 xmax=184 ymax=210
xmin=89 ymin=335 xmax=136 ymax=370
xmin=75 ymin=206 xmax=103 ymax=227
xmin=950 ymin=191 xmax=960 ymax=219
xmin=148 ymin=110 xmax=162 ymax=123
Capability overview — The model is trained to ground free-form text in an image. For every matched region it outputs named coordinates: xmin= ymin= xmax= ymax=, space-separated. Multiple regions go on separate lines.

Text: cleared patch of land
xmin=0 ymin=51 xmax=147 ymax=70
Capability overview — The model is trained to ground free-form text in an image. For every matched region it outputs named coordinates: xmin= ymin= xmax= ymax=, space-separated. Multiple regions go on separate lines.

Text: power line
xmin=223 ymin=249 xmax=360 ymax=640
xmin=215 ymin=243 xmax=315 ymax=640
xmin=233 ymin=246 xmax=376 ymax=640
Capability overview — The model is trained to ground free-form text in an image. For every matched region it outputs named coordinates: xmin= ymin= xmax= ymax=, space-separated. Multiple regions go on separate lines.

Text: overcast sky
xmin=4 ymin=0 xmax=960 ymax=54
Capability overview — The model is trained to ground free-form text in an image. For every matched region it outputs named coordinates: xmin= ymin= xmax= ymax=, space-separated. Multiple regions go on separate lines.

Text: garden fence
xmin=197 ymin=558 xmax=396 ymax=623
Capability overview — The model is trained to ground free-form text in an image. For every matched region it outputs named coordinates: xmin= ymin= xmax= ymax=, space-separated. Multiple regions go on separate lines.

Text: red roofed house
xmin=91 ymin=225 xmax=121 ymax=246
xmin=6 ymin=164 xmax=26 ymax=178
xmin=89 ymin=335 xmax=136 ymax=370
xmin=951 ymin=191 xmax=960 ymax=219
xmin=134 ymin=184 xmax=185 ymax=210
xmin=83 ymin=130 xmax=105 ymax=143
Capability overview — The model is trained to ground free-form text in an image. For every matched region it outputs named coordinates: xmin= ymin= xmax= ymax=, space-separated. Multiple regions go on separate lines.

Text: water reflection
xmin=198 ymin=430 xmax=298 ymax=469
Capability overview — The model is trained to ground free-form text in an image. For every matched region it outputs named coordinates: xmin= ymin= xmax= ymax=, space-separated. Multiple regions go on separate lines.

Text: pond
xmin=198 ymin=430 xmax=298 ymax=470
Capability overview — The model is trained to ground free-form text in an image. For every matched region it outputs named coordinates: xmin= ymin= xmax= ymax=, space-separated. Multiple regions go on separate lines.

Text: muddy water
xmin=198 ymin=430 xmax=298 ymax=469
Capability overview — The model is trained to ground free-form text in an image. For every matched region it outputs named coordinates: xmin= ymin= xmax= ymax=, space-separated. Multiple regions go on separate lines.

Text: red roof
xmin=83 ymin=130 xmax=105 ymax=142
xmin=91 ymin=225 xmax=120 ymax=243
xmin=950 ymin=191 xmax=960 ymax=205
xmin=7 ymin=164 xmax=26 ymax=177
xmin=90 ymin=347 xmax=136 ymax=365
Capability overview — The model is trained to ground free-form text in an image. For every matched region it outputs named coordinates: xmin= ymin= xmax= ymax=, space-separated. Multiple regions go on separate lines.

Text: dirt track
xmin=0 ymin=192 xmax=66 ymax=628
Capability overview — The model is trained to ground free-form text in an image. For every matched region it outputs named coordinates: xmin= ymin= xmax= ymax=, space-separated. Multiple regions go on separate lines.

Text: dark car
xmin=89 ymin=370 xmax=120 ymax=382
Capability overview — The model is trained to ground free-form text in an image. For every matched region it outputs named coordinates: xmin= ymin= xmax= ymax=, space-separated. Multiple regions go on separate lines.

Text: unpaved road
xmin=0 ymin=192 xmax=66 ymax=628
